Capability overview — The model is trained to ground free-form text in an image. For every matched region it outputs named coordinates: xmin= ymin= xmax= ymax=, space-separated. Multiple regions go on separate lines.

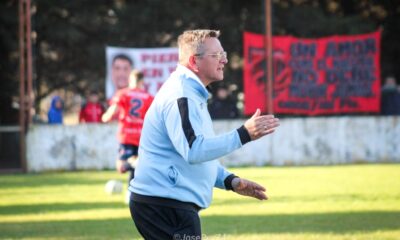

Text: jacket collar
xmin=176 ymin=64 xmax=209 ymax=100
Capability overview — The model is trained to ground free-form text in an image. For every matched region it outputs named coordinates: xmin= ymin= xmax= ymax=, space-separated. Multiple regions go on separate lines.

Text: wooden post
xmin=19 ymin=0 xmax=27 ymax=172
xmin=19 ymin=0 xmax=32 ymax=172
xmin=26 ymin=0 xmax=33 ymax=125
xmin=264 ymin=0 xmax=274 ymax=114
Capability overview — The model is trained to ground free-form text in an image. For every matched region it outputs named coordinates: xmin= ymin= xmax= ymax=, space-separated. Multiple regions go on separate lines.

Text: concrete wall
xmin=26 ymin=117 xmax=400 ymax=172
xmin=214 ymin=117 xmax=400 ymax=166
xmin=27 ymin=124 xmax=119 ymax=172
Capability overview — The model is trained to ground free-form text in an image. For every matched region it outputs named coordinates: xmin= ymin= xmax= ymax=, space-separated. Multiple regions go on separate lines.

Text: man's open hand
xmin=244 ymin=109 xmax=280 ymax=140
xmin=231 ymin=177 xmax=268 ymax=200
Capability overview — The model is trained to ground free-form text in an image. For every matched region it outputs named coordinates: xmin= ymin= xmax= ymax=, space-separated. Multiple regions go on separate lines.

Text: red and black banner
xmin=243 ymin=30 xmax=381 ymax=115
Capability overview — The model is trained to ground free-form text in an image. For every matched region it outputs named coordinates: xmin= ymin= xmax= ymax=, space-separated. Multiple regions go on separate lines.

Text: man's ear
xmin=188 ymin=55 xmax=199 ymax=73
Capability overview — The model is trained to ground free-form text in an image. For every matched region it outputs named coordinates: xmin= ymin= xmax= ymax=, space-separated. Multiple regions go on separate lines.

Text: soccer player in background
xmin=102 ymin=70 xmax=153 ymax=202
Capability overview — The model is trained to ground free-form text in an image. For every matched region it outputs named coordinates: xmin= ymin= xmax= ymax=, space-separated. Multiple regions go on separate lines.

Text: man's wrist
xmin=237 ymin=125 xmax=251 ymax=145
xmin=224 ymin=174 xmax=239 ymax=191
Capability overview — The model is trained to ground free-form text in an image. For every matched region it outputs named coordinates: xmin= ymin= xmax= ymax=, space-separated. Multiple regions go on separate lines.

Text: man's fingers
xmin=263 ymin=126 xmax=278 ymax=134
xmin=246 ymin=180 xmax=265 ymax=190
xmin=253 ymin=183 xmax=266 ymax=192
xmin=253 ymin=115 xmax=276 ymax=123
xmin=258 ymin=121 xmax=280 ymax=134
xmin=234 ymin=179 xmax=268 ymax=200
xmin=255 ymin=118 xmax=279 ymax=128
xmin=259 ymin=118 xmax=279 ymax=125
xmin=247 ymin=181 xmax=267 ymax=193
xmin=264 ymin=129 xmax=275 ymax=135
xmin=253 ymin=190 xmax=268 ymax=200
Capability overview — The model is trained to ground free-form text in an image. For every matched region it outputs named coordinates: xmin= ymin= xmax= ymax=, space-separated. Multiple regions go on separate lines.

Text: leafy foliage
xmin=0 ymin=0 xmax=399 ymax=113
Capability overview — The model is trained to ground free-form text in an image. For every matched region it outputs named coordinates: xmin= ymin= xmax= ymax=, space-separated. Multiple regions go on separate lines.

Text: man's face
xmin=55 ymin=100 xmax=62 ymax=109
xmin=217 ymin=88 xmax=228 ymax=99
xmin=111 ymin=59 xmax=132 ymax=90
xmin=89 ymin=94 xmax=99 ymax=103
xmin=195 ymin=38 xmax=228 ymax=86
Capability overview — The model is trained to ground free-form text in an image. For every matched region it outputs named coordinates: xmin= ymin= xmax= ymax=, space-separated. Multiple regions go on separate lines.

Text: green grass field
xmin=0 ymin=164 xmax=399 ymax=240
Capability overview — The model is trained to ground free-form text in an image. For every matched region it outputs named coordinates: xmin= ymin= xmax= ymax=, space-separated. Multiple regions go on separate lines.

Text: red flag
xmin=243 ymin=30 xmax=381 ymax=115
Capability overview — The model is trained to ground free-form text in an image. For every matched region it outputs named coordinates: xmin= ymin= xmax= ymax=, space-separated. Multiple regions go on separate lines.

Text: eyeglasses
xmin=195 ymin=51 xmax=228 ymax=61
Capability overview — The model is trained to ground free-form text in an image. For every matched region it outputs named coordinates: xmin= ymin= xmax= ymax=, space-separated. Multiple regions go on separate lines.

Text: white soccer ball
xmin=104 ymin=180 xmax=123 ymax=195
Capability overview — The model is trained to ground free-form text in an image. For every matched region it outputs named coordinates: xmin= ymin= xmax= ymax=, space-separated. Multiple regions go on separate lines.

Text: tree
xmin=0 ymin=1 xmax=19 ymax=124
xmin=1 ymin=0 xmax=399 ymax=118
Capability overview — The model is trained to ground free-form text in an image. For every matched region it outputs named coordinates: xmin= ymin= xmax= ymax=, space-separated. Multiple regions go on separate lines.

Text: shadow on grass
xmin=0 ymin=170 xmax=130 ymax=189
xmin=0 ymin=174 xmax=109 ymax=189
xmin=0 ymin=211 xmax=399 ymax=239
xmin=0 ymin=201 xmax=126 ymax=215
xmin=212 ymin=194 xmax=400 ymax=206
xmin=0 ymin=217 xmax=139 ymax=239
xmin=202 ymin=211 xmax=400 ymax=235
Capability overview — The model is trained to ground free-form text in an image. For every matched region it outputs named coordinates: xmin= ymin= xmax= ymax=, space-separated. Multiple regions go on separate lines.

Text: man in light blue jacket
xmin=129 ymin=29 xmax=280 ymax=239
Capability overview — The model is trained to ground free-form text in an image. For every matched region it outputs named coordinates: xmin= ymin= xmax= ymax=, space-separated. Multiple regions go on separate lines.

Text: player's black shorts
xmin=119 ymin=144 xmax=138 ymax=161
xmin=129 ymin=193 xmax=201 ymax=240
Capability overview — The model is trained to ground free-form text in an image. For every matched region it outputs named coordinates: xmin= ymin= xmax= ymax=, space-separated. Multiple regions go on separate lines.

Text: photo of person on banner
xmin=105 ymin=46 xmax=179 ymax=100
xmin=107 ymin=53 xmax=134 ymax=100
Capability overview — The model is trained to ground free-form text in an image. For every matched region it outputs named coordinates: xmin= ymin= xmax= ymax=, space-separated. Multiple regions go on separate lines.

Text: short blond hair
xmin=177 ymin=29 xmax=220 ymax=64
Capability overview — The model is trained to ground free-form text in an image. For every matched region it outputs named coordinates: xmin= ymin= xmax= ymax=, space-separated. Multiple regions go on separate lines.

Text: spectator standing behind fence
xmin=381 ymin=76 xmax=400 ymax=115
xmin=102 ymin=70 xmax=153 ymax=203
xmin=208 ymin=86 xmax=239 ymax=119
xmin=128 ymin=29 xmax=280 ymax=239
xmin=79 ymin=91 xmax=105 ymax=123
xmin=47 ymin=95 xmax=63 ymax=124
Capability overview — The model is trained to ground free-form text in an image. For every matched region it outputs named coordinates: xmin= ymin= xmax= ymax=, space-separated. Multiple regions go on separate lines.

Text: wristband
xmin=224 ymin=174 xmax=239 ymax=191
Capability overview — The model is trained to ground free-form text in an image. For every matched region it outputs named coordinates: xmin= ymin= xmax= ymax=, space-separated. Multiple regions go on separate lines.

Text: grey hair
xmin=177 ymin=29 xmax=220 ymax=64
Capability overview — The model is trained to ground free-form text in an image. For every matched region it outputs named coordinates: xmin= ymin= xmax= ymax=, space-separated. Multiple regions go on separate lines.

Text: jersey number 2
xmin=129 ymin=99 xmax=143 ymax=117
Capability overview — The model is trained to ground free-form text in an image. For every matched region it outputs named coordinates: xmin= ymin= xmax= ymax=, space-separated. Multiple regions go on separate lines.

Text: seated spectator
xmin=208 ymin=86 xmax=239 ymax=119
xmin=79 ymin=91 xmax=105 ymax=123
xmin=381 ymin=76 xmax=400 ymax=115
xmin=48 ymin=95 xmax=63 ymax=124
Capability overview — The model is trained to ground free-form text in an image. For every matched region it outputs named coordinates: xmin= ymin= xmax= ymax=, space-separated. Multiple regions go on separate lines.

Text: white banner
xmin=105 ymin=46 xmax=178 ymax=99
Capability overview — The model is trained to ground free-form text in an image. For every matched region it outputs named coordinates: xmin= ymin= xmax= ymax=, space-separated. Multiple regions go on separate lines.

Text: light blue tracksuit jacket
xmin=129 ymin=64 xmax=251 ymax=209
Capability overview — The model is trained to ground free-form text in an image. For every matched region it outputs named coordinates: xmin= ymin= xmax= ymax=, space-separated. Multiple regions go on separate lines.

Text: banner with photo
xmin=105 ymin=46 xmax=178 ymax=99
xmin=243 ymin=30 xmax=381 ymax=115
